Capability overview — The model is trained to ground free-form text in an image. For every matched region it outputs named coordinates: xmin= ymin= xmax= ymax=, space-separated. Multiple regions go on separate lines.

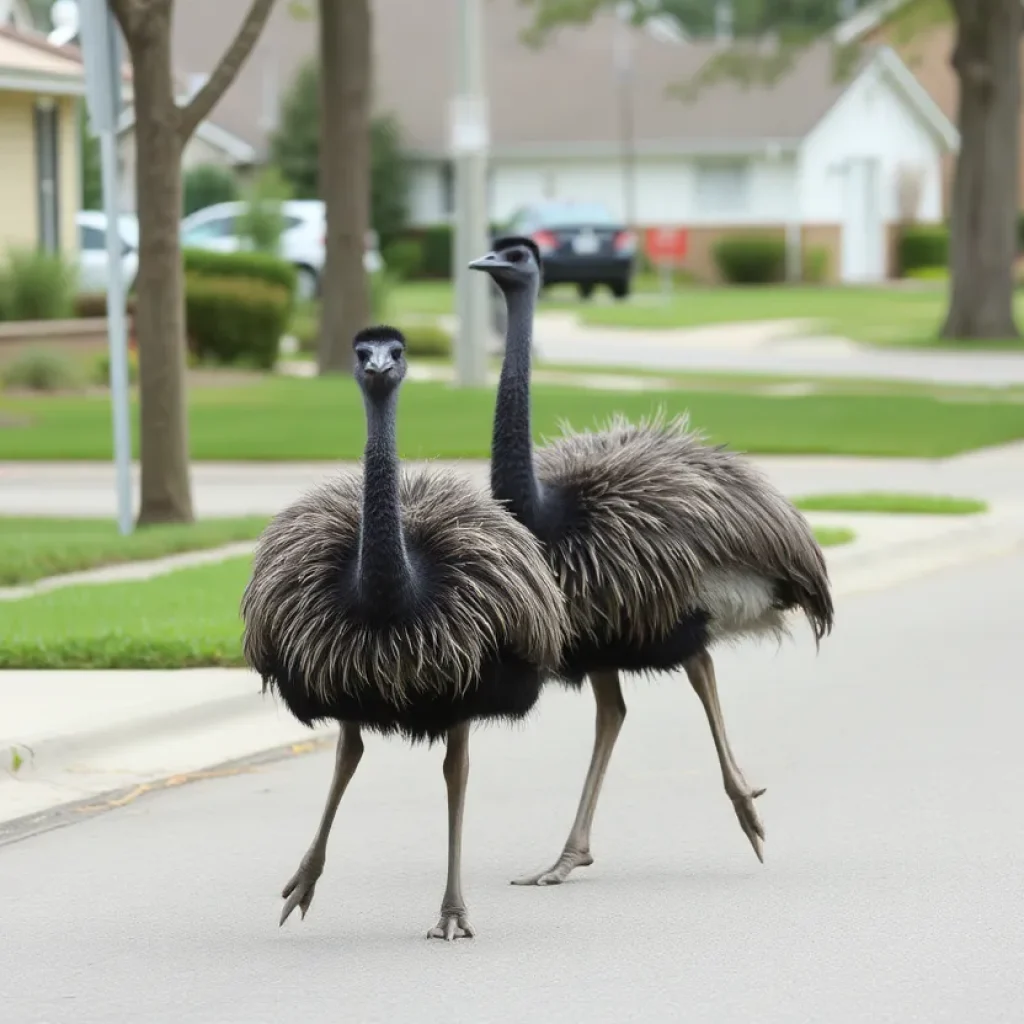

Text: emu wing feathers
xmin=534 ymin=411 xmax=834 ymax=646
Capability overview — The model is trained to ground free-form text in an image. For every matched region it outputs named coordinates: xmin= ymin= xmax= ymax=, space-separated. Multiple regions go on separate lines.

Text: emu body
xmin=241 ymin=326 xmax=566 ymax=936
xmin=472 ymin=238 xmax=834 ymax=883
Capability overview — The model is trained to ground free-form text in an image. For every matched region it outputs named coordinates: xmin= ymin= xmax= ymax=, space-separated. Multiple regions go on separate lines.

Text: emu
xmin=241 ymin=326 xmax=567 ymax=938
xmin=470 ymin=238 xmax=834 ymax=885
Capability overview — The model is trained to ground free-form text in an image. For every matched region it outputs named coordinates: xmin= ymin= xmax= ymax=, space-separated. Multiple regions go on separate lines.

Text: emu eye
xmin=507 ymin=249 xmax=525 ymax=264
xmin=356 ymin=349 xmax=370 ymax=364
xmin=389 ymin=346 xmax=403 ymax=360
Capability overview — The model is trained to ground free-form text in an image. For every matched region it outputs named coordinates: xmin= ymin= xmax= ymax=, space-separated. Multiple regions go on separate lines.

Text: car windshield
xmin=533 ymin=202 xmax=616 ymax=227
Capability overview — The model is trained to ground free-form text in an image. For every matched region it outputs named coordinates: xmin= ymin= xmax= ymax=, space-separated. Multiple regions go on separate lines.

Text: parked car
xmin=179 ymin=199 xmax=384 ymax=301
xmin=501 ymin=200 xmax=637 ymax=299
xmin=76 ymin=210 xmax=139 ymax=295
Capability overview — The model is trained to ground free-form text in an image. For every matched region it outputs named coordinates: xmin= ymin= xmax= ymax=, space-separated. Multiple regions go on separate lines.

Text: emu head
xmin=469 ymin=235 xmax=542 ymax=294
xmin=353 ymin=325 xmax=408 ymax=397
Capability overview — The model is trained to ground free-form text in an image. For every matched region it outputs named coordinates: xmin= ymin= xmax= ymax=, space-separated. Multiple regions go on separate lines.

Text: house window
xmin=694 ymin=159 xmax=750 ymax=214
xmin=35 ymin=99 xmax=61 ymax=252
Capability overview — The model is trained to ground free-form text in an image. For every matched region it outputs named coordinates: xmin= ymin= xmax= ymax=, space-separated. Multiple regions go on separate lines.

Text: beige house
xmin=0 ymin=26 xmax=83 ymax=260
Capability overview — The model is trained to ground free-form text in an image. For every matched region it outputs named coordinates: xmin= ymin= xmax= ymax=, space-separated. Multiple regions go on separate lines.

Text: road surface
xmin=2 ymin=553 xmax=1023 ymax=1023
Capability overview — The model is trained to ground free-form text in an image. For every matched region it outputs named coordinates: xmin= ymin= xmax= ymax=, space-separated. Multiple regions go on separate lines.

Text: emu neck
xmin=358 ymin=390 xmax=412 ymax=614
xmin=492 ymin=284 xmax=543 ymax=528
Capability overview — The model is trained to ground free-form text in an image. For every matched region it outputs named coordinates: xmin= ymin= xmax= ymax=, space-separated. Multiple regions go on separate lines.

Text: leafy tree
xmin=521 ymin=0 xmax=1019 ymax=341
xmin=183 ymin=163 xmax=240 ymax=216
xmin=237 ymin=166 xmax=292 ymax=253
xmin=270 ymin=59 xmax=410 ymax=247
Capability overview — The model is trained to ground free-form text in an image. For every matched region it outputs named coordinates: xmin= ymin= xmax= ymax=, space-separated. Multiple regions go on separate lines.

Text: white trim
xmin=0 ymin=69 xmax=85 ymax=95
xmin=875 ymin=45 xmax=959 ymax=150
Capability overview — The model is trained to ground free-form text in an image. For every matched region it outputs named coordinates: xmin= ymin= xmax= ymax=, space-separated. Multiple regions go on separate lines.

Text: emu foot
xmin=511 ymin=848 xmax=594 ymax=887
xmin=280 ymin=853 xmax=324 ymax=926
xmin=427 ymin=909 xmax=475 ymax=941
xmin=729 ymin=785 xmax=767 ymax=863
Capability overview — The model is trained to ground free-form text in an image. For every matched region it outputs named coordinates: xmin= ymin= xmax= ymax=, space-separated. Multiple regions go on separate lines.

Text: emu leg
xmin=512 ymin=670 xmax=625 ymax=886
xmin=428 ymin=722 xmax=474 ymax=940
xmin=280 ymin=722 xmax=364 ymax=925
xmin=683 ymin=649 xmax=766 ymax=862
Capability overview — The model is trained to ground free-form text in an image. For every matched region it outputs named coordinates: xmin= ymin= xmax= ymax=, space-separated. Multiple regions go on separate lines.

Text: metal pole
xmin=452 ymin=0 xmax=489 ymax=387
xmin=614 ymin=13 xmax=636 ymax=230
xmin=100 ymin=129 xmax=133 ymax=535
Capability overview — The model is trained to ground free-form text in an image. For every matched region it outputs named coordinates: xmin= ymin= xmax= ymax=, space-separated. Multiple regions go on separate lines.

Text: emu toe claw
xmin=280 ymin=857 xmax=324 ymax=926
xmin=511 ymin=848 xmax=594 ymax=886
xmin=730 ymin=786 xmax=766 ymax=863
xmin=427 ymin=911 xmax=475 ymax=941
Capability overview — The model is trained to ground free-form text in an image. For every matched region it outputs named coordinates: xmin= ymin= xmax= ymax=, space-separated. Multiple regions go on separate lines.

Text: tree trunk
xmin=123 ymin=5 xmax=194 ymax=524
xmin=317 ymin=0 xmax=372 ymax=373
xmin=942 ymin=0 xmax=1022 ymax=340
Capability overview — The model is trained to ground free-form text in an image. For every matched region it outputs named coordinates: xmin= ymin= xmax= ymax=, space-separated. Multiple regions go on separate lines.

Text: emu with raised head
xmin=471 ymin=238 xmax=833 ymax=885
xmin=241 ymin=325 xmax=568 ymax=937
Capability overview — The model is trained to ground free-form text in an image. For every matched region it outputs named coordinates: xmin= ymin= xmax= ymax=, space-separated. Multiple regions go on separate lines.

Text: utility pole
xmin=450 ymin=0 xmax=489 ymax=387
xmin=613 ymin=3 xmax=636 ymax=230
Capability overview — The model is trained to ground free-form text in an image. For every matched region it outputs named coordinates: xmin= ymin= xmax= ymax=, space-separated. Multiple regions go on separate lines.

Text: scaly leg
xmin=684 ymin=649 xmax=766 ymax=862
xmin=428 ymin=722 xmax=475 ymax=940
xmin=513 ymin=670 xmax=626 ymax=886
xmin=280 ymin=722 xmax=364 ymax=925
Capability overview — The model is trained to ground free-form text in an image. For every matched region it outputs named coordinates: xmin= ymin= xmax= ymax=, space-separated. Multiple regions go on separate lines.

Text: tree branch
xmin=177 ymin=0 xmax=278 ymax=142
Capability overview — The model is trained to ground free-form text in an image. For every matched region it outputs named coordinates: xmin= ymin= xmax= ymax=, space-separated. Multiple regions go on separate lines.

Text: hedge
xmin=183 ymin=248 xmax=298 ymax=297
xmin=713 ymin=235 xmax=786 ymax=285
xmin=396 ymin=223 xmax=505 ymax=280
xmin=897 ymin=226 xmax=948 ymax=274
xmin=185 ymin=275 xmax=291 ymax=370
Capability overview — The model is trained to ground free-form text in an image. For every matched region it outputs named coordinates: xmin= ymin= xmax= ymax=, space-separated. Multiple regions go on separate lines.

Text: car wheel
xmin=577 ymin=282 xmax=595 ymax=300
xmin=295 ymin=265 xmax=319 ymax=302
xmin=609 ymin=278 xmax=630 ymax=300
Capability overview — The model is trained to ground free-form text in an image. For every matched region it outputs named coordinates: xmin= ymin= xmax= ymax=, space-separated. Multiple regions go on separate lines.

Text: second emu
xmin=471 ymin=237 xmax=834 ymax=885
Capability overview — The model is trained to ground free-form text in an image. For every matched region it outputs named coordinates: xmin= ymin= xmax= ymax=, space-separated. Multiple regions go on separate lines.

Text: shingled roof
xmin=167 ymin=0 xmax=882 ymax=160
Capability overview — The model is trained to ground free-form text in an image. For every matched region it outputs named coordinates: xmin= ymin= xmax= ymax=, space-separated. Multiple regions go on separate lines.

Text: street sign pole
xmin=79 ymin=0 xmax=132 ymax=534
xmin=451 ymin=0 xmax=490 ymax=388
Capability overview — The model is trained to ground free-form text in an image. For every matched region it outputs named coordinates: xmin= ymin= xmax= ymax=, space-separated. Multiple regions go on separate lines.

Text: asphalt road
xmin=2 ymin=553 xmax=1023 ymax=1023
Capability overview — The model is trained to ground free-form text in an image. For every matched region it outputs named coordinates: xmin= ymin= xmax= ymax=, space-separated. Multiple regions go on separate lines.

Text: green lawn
xmin=794 ymin=493 xmax=989 ymax=516
xmin=3 ymin=376 xmax=1024 ymax=460
xmin=0 ymin=516 xmax=268 ymax=587
xmin=0 ymin=525 xmax=854 ymax=669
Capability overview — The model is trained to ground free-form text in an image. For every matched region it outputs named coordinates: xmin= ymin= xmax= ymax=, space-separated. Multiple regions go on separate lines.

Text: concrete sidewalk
xmin=4 ymin=506 xmax=1024 ymax=833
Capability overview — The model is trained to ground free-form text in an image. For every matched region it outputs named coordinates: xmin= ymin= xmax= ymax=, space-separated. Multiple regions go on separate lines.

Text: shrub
xmin=906 ymin=265 xmax=948 ymax=281
xmin=183 ymin=248 xmax=297 ymax=298
xmin=73 ymin=292 xmax=138 ymax=319
xmin=236 ymin=166 xmax=292 ymax=255
xmin=183 ymin=163 xmax=240 ymax=217
xmin=290 ymin=302 xmax=319 ymax=353
xmin=1 ymin=249 xmax=77 ymax=320
xmin=370 ymin=270 xmax=393 ymax=320
xmin=93 ymin=347 xmax=140 ymax=386
xmin=898 ymin=226 xmax=948 ymax=274
xmin=383 ymin=238 xmax=424 ymax=281
xmin=418 ymin=226 xmax=453 ymax=279
xmin=2 ymin=349 xmax=83 ymax=392
xmin=713 ymin=236 xmax=786 ymax=285
xmin=802 ymin=246 xmax=830 ymax=284
xmin=395 ymin=322 xmax=452 ymax=358
xmin=185 ymin=274 xmax=291 ymax=370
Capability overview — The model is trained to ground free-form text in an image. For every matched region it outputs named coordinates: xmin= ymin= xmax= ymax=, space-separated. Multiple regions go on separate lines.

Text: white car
xmin=179 ymin=199 xmax=384 ymax=300
xmin=76 ymin=210 xmax=139 ymax=295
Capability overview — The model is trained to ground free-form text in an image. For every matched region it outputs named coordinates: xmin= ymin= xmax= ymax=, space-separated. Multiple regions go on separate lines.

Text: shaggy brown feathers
xmin=241 ymin=469 xmax=567 ymax=707
xmin=534 ymin=410 xmax=833 ymax=648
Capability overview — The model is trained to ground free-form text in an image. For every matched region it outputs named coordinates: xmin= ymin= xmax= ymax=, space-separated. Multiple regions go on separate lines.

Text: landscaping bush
xmin=183 ymin=163 xmax=240 ymax=217
xmin=2 ymin=349 xmax=83 ymax=392
xmin=713 ymin=236 xmax=786 ymax=285
xmin=183 ymin=248 xmax=297 ymax=298
xmin=383 ymin=238 xmax=424 ymax=281
xmin=418 ymin=225 xmax=453 ymax=279
xmin=397 ymin=322 xmax=452 ymax=358
xmin=898 ymin=226 xmax=948 ymax=274
xmin=1 ymin=249 xmax=77 ymax=320
xmin=93 ymin=348 xmax=139 ymax=386
xmin=236 ymin=166 xmax=292 ymax=254
xmin=73 ymin=292 xmax=138 ymax=319
xmin=185 ymin=274 xmax=291 ymax=370
xmin=802 ymin=246 xmax=830 ymax=284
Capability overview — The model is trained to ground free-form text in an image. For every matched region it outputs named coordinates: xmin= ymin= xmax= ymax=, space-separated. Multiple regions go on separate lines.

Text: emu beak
xmin=364 ymin=353 xmax=395 ymax=376
xmin=468 ymin=251 xmax=509 ymax=272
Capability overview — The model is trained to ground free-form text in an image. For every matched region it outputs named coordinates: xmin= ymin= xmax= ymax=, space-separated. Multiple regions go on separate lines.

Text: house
xmin=161 ymin=0 xmax=958 ymax=282
xmin=836 ymin=0 xmax=1022 ymax=213
xmin=0 ymin=24 xmax=83 ymax=259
